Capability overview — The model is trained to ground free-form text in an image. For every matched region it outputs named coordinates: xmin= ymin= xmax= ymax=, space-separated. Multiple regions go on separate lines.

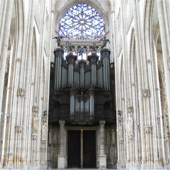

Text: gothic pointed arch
xmin=54 ymin=0 xmax=109 ymax=35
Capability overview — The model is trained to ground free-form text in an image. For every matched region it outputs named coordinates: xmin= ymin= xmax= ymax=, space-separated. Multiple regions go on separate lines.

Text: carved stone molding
xmin=60 ymin=39 xmax=103 ymax=50
xmin=17 ymin=88 xmax=26 ymax=97
xmin=15 ymin=125 xmax=23 ymax=133
xmin=142 ymin=89 xmax=150 ymax=97
xmin=32 ymin=106 xmax=39 ymax=112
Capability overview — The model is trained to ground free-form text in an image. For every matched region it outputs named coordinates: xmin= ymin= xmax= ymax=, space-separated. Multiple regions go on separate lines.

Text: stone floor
xmin=46 ymin=169 xmax=118 ymax=170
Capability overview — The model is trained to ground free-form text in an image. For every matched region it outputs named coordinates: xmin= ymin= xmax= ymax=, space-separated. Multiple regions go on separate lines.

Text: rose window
xmin=59 ymin=4 xmax=105 ymax=40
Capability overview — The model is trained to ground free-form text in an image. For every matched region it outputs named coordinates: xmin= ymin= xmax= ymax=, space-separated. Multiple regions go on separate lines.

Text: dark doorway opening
xmin=67 ymin=130 xmax=96 ymax=168
xmin=68 ymin=130 xmax=81 ymax=168
xmin=83 ymin=130 xmax=96 ymax=168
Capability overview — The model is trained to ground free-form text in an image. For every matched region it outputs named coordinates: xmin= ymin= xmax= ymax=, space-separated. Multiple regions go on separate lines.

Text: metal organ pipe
xmin=54 ymin=47 xmax=64 ymax=91
xmin=88 ymin=52 xmax=99 ymax=87
xmin=79 ymin=61 xmax=86 ymax=89
xmin=70 ymin=87 xmax=76 ymax=120
xmin=80 ymin=92 xmax=84 ymax=113
xmin=101 ymin=48 xmax=111 ymax=91
xmin=66 ymin=53 xmax=77 ymax=87
xmin=89 ymin=86 xmax=94 ymax=120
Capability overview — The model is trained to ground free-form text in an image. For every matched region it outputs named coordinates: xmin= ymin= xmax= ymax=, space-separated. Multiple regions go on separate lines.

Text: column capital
xmin=59 ymin=120 xmax=65 ymax=126
xmin=99 ymin=120 xmax=106 ymax=126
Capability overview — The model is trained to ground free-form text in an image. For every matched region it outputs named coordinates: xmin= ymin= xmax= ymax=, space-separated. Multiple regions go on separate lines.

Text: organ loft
xmin=48 ymin=38 xmax=116 ymax=168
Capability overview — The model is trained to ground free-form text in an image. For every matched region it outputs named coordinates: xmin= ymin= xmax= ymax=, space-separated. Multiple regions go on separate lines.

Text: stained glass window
xmin=59 ymin=4 xmax=105 ymax=40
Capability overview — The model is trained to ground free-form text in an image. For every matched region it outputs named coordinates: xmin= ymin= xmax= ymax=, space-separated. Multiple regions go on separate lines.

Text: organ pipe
xmin=54 ymin=47 xmax=64 ymax=91
xmin=101 ymin=48 xmax=110 ymax=90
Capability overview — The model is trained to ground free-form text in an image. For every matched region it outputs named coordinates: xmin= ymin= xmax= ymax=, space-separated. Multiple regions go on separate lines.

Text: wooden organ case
xmin=49 ymin=45 xmax=116 ymax=126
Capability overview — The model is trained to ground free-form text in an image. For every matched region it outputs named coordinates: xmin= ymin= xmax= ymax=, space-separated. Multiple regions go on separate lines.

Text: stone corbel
xmin=119 ymin=139 xmax=124 ymax=144
xmin=144 ymin=126 xmax=152 ymax=134
xmin=17 ymin=88 xmax=26 ymax=97
xmin=15 ymin=125 xmax=23 ymax=133
xmin=42 ymin=116 xmax=47 ymax=122
xmin=142 ymin=89 xmax=150 ymax=97
xmin=147 ymin=59 xmax=152 ymax=63
xmin=41 ymin=140 xmax=46 ymax=144
xmin=118 ymin=116 xmax=123 ymax=122
xmin=16 ymin=58 xmax=21 ymax=62
xmin=127 ymin=106 xmax=133 ymax=113
xmin=128 ymin=135 xmax=134 ymax=140
xmin=32 ymin=134 xmax=38 ymax=140
xmin=32 ymin=106 xmax=39 ymax=112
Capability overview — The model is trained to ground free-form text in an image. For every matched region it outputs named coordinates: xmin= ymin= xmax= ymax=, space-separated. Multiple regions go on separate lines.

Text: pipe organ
xmin=49 ymin=44 xmax=115 ymax=125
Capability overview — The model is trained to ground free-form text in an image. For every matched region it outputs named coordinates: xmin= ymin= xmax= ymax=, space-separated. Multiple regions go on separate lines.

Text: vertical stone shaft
xmin=99 ymin=121 xmax=106 ymax=155
xmin=133 ymin=0 xmax=146 ymax=164
xmin=157 ymin=0 xmax=170 ymax=164
xmin=59 ymin=120 xmax=65 ymax=156
xmin=54 ymin=48 xmax=64 ymax=90
xmin=99 ymin=121 xmax=106 ymax=168
xmin=0 ymin=0 xmax=14 ymax=113
xmin=58 ymin=120 xmax=66 ymax=169
xmin=101 ymin=48 xmax=110 ymax=90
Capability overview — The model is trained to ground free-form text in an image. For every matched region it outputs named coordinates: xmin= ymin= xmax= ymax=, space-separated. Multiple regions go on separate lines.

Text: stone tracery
xmin=59 ymin=4 xmax=105 ymax=39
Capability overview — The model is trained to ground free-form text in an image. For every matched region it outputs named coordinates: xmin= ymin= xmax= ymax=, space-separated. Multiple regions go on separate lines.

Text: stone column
xmin=156 ymin=0 xmax=170 ymax=165
xmin=58 ymin=120 xmax=66 ymax=169
xmin=99 ymin=121 xmax=106 ymax=168
xmin=0 ymin=0 xmax=14 ymax=131
xmin=133 ymin=0 xmax=146 ymax=166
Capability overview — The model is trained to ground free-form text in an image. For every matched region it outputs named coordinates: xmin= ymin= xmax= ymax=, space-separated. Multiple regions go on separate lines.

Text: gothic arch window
xmin=59 ymin=4 xmax=105 ymax=40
